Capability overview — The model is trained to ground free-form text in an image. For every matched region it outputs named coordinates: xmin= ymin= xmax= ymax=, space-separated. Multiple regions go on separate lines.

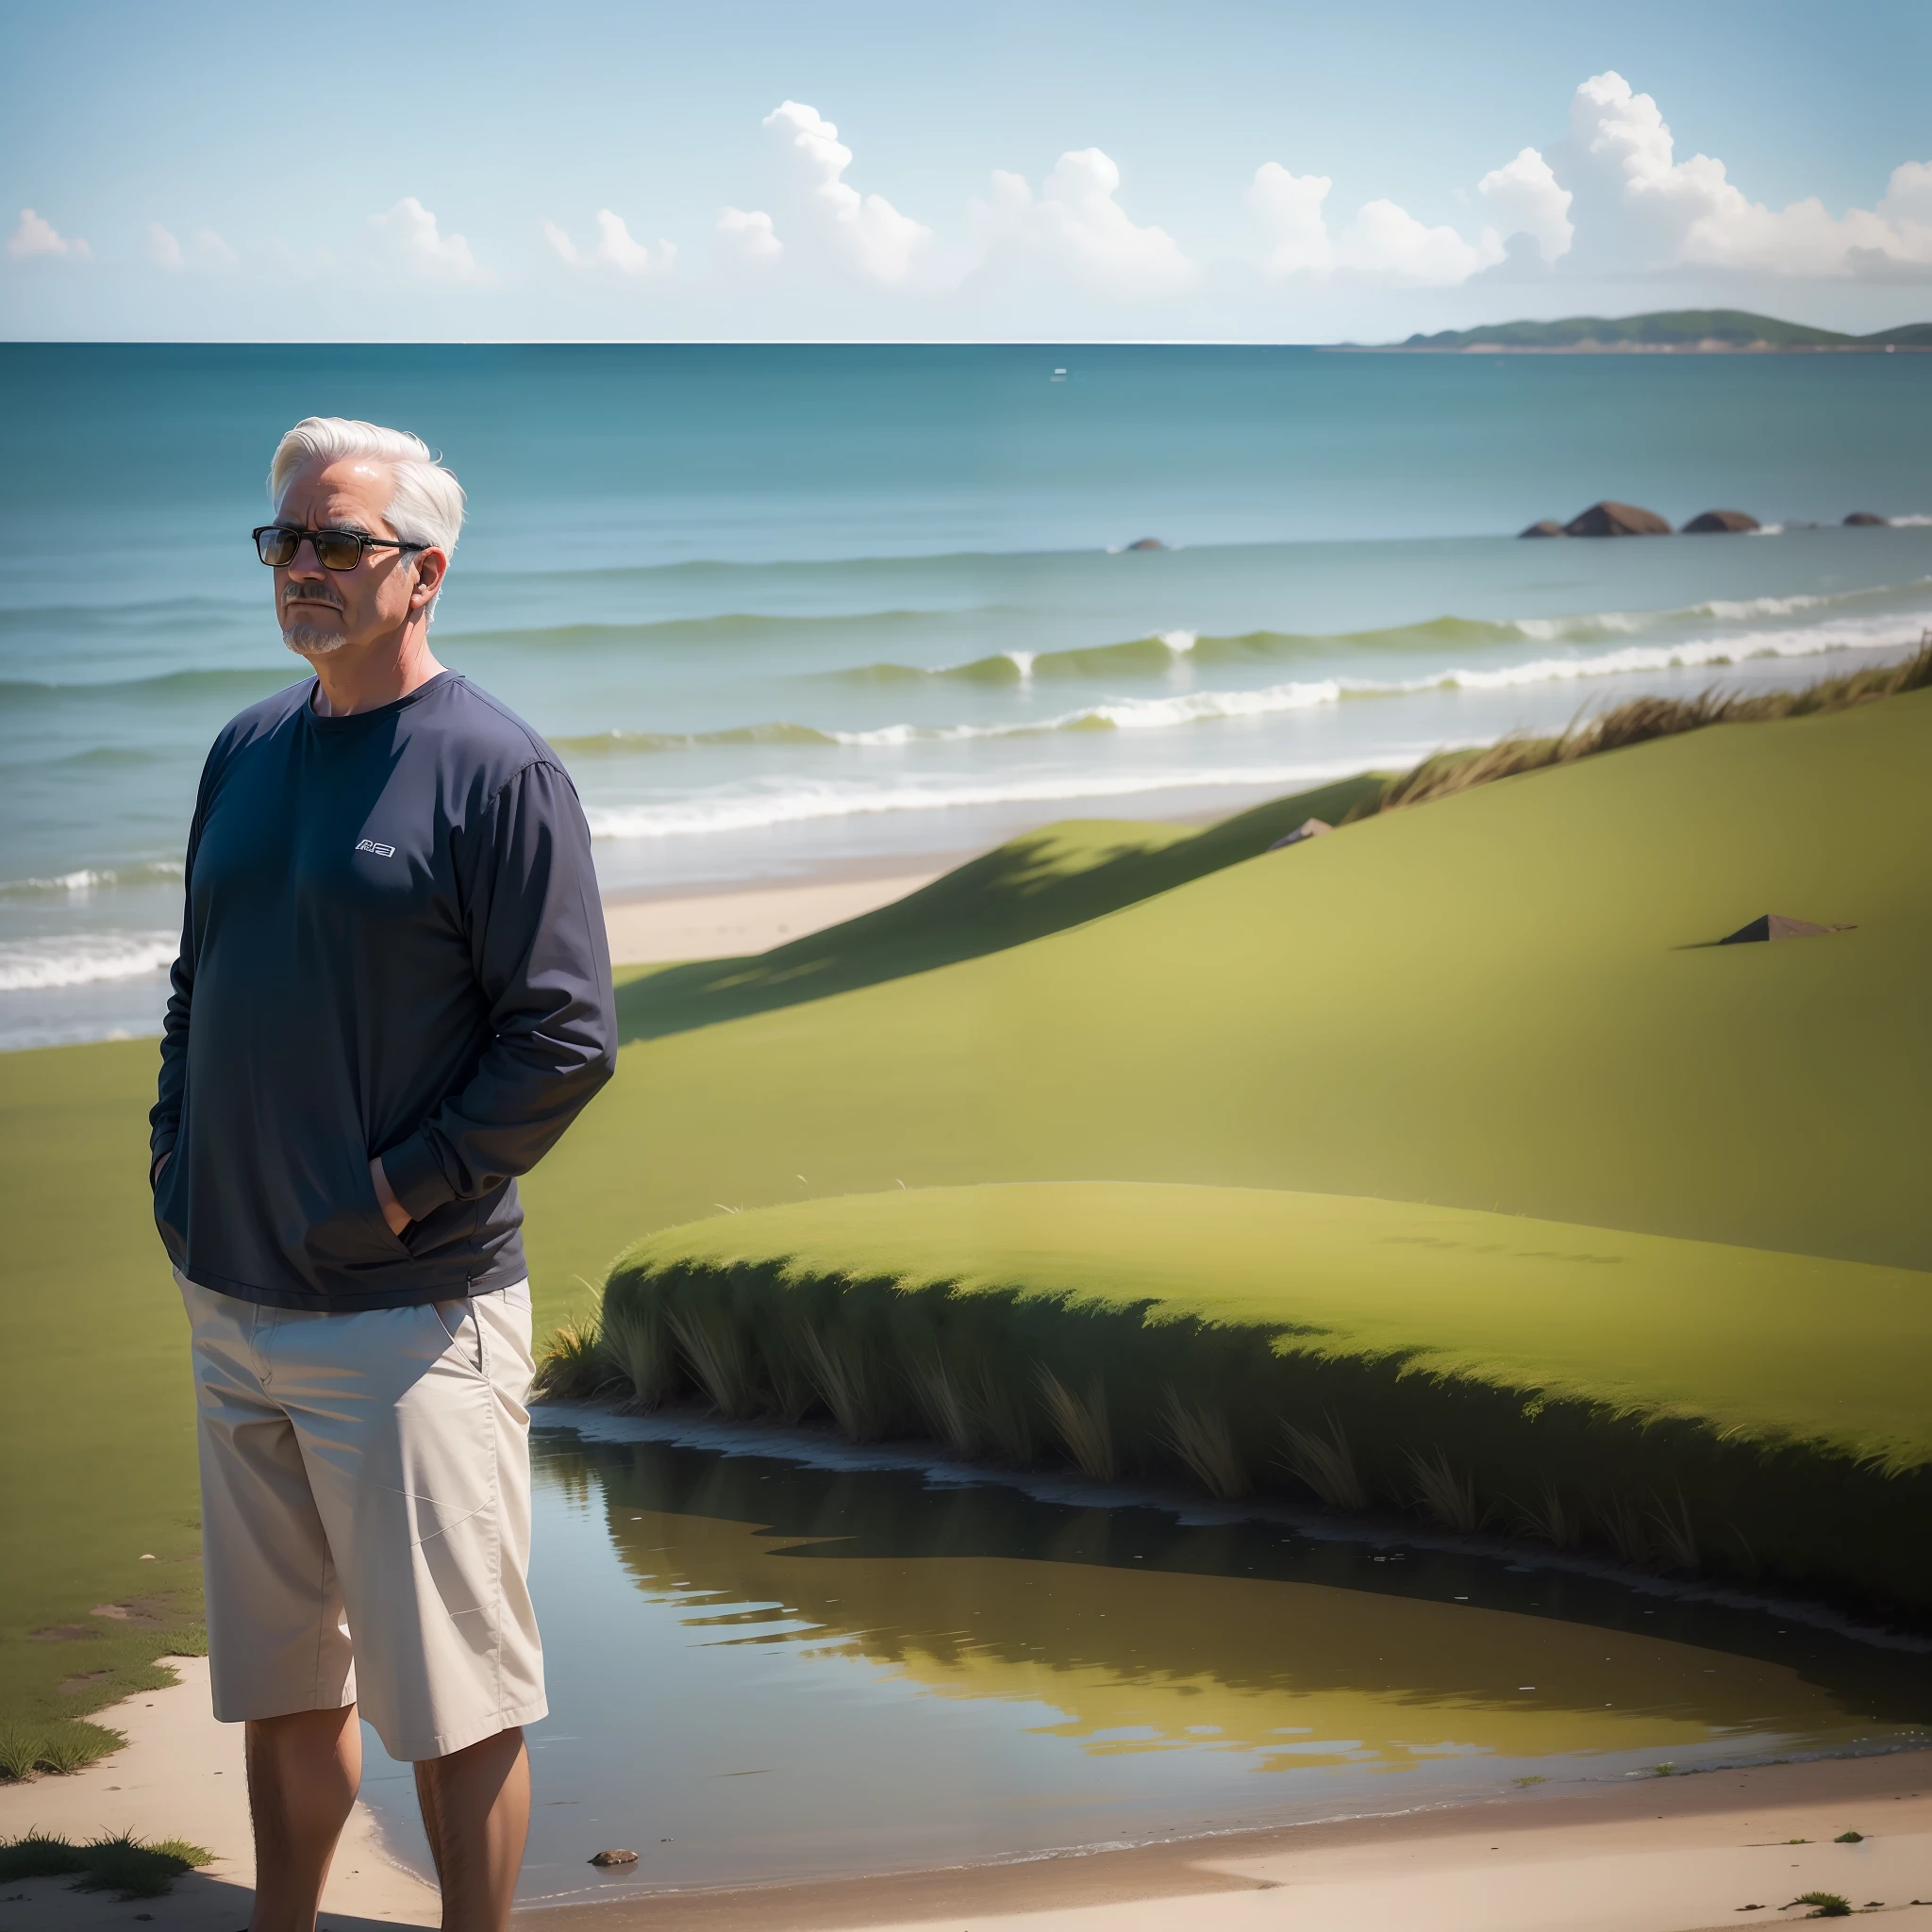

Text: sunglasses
xmin=253 ymin=524 xmax=428 ymax=572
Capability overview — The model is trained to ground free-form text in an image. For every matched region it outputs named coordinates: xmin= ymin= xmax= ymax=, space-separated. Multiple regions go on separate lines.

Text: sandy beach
xmin=565 ymin=1752 xmax=1932 ymax=1931
xmin=602 ymin=865 xmax=947 ymax=966
xmin=4 ymin=1659 xmax=1928 ymax=1930
xmin=0 ymin=1657 xmax=440 ymax=1927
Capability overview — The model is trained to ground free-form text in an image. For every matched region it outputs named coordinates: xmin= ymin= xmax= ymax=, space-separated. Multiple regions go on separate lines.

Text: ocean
xmin=2 ymin=342 xmax=1928 ymax=1049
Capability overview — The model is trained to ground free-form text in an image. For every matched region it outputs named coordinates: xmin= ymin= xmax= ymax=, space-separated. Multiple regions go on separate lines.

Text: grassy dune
xmin=612 ymin=1185 xmax=1932 ymax=1471
xmin=534 ymin=689 xmax=1932 ymax=1298
xmin=550 ymin=689 xmax=1932 ymax=1610
xmin=595 ymin=1182 xmax=1932 ymax=1607
xmin=5 ymin=676 xmax=1927 ymax=1755
xmin=614 ymin=770 xmax=1386 ymax=1041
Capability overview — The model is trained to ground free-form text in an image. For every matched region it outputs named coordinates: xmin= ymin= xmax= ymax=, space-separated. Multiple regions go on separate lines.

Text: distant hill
xmin=1390 ymin=308 xmax=1930 ymax=351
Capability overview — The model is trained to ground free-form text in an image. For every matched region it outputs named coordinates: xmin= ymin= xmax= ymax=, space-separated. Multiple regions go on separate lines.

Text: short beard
xmin=283 ymin=622 xmax=348 ymax=658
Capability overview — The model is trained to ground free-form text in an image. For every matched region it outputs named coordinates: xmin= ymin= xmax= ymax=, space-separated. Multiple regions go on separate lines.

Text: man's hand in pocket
xmin=371 ymin=1157 xmax=410 ymax=1237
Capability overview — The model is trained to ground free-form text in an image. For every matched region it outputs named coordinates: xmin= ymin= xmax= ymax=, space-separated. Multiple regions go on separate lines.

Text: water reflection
xmin=358 ymin=1421 xmax=1931 ymax=1904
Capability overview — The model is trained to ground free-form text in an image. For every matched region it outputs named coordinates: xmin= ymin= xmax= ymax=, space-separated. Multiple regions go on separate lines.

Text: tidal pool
xmin=356 ymin=1409 xmax=1932 ymax=1905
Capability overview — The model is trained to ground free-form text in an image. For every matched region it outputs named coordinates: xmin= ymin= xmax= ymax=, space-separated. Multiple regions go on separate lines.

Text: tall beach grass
xmin=1350 ymin=634 xmax=1932 ymax=818
xmin=541 ymin=1185 xmax=1932 ymax=1622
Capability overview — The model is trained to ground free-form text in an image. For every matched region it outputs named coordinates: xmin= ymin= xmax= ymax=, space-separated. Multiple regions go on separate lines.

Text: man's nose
xmin=285 ymin=537 xmax=329 ymax=580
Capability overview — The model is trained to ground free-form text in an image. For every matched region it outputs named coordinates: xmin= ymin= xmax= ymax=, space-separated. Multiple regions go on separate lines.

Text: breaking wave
xmin=0 ymin=861 xmax=184 ymax=899
xmin=818 ymin=580 xmax=1930 ymax=687
xmin=556 ymin=616 xmax=1927 ymax=758
xmin=0 ymin=930 xmax=177 ymax=991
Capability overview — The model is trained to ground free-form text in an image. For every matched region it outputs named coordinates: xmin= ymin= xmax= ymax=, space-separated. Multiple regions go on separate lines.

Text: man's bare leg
xmin=413 ymin=1725 xmax=530 ymax=1930
xmin=244 ymin=1705 xmax=361 ymax=1932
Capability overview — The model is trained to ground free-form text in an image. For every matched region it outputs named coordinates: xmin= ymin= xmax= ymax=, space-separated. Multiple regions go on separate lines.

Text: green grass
xmin=0 ymin=1829 xmax=210 ymax=1897
xmin=1360 ymin=641 xmax=1932 ymax=816
xmin=529 ymin=690 xmax=1932 ymax=1310
xmin=0 ymin=1718 xmax=130 ymax=1780
xmin=5 ymin=674 xmax=1929 ymax=1744
xmin=549 ymin=688 xmax=1932 ymax=1611
xmin=0 ymin=1040 xmax=206 ymax=1747
xmin=594 ymin=1180 xmax=1932 ymax=1608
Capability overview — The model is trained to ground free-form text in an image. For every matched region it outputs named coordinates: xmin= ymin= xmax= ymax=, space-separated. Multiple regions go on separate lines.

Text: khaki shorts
xmin=178 ymin=1273 xmax=545 ymax=1761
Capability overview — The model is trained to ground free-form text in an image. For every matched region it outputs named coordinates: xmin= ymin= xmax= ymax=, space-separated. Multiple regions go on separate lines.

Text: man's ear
xmin=409 ymin=546 xmax=449 ymax=610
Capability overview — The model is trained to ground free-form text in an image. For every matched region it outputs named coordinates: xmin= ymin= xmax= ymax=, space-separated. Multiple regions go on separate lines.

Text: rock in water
xmin=1268 ymin=819 xmax=1332 ymax=850
xmin=1123 ymin=537 xmax=1166 ymax=551
xmin=1518 ymin=519 xmax=1566 ymax=538
xmin=590 ymin=1847 xmax=640 ymax=1866
xmin=1564 ymin=501 xmax=1672 ymax=537
xmin=1718 ymin=914 xmax=1856 ymax=944
xmin=1843 ymin=511 xmax=1889 ymax=525
xmin=1682 ymin=508 xmax=1759 ymax=533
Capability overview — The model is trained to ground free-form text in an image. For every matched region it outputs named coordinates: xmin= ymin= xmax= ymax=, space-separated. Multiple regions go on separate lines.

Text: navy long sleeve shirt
xmin=151 ymin=672 xmax=617 ymax=1310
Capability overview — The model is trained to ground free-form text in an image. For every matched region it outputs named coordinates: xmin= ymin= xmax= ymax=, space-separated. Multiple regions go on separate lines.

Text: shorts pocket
xmin=432 ymin=1297 xmax=485 ymax=1374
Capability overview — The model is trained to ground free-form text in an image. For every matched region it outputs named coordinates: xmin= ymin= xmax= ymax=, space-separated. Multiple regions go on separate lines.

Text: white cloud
xmin=977 ymin=149 xmax=1194 ymax=297
xmin=9 ymin=208 xmax=89 ymax=259
xmin=366 ymin=196 xmax=483 ymax=282
xmin=1246 ymin=80 xmax=1932 ymax=298
xmin=144 ymin=223 xmax=237 ymax=271
xmin=1247 ymin=169 xmax=1501 ymax=285
xmin=1248 ymin=165 xmax=1334 ymax=277
xmin=762 ymin=100 xmax=930 ymax=283
xmin=545 ymin=208 xmax=675 ymax=276
xmin=1883 ymin=161 xmax=1932 ymax=225
xmin=1562 ymin=71 xmax=1932 ymax=279
xmin=143 ymin=222 xmax=183 ymax=269
xmin=1338 ymin=198 xmax=1503 ymax=284
xmin=717 ymin=206 xmax=782 ymax=263
xmin=1475 ymin=147 xmax=1574 ymax=262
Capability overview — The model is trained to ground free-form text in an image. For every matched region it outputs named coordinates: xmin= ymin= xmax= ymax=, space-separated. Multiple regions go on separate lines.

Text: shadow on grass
xmin=616 ymin=649 xmax=1932 ymax=1045
xmin=615 ymin=773 xmax=1385 ymax=1043
xmin=0 ymin=1830 xmax=209 ymax=1899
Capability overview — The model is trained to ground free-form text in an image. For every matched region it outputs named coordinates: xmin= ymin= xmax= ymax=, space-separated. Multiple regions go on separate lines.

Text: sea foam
xmin=0 ymin=931 xmax=177 ymax=991
xmin=566 ymin=616 xmax=1928 ymax=764
xmin=0 ymin=861 xmax=185 ymax=899
xmin=581 ymin=762 xmax=1374 ymax=841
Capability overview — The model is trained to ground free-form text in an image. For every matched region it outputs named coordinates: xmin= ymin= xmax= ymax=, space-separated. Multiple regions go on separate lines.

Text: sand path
xmin=0 ymin=1657 xmax=438 ymax=1928
xmin=602 ymin=870 xmax=941 ymax=965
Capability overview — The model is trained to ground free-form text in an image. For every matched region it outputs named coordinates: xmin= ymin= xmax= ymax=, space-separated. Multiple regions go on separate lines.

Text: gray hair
xmin=268 ymin=416 xmax=466 ymax=556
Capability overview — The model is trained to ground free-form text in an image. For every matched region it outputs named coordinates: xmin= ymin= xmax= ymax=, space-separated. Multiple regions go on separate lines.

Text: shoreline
xmin=599 ymin=802 xmax=1237 ymax=966
xmin=5 ymin=1658 xmax=1926 ymax=1931
xmin=537 ymin=1400 xmax=1932 ymax=1657
xmin=522 ymin=1750 xmax=1932 ymax=1929
xmin=598 ymin=846 xmax=975 ymax=909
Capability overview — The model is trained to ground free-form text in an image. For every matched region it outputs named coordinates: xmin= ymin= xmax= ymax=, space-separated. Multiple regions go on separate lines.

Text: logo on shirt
xmin=355 ymin=839 xmax=397 ymax=858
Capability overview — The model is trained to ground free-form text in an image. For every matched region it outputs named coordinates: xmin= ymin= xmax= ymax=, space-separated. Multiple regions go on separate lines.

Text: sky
xmin=4 ymin=0 xmax=1929 ymax=342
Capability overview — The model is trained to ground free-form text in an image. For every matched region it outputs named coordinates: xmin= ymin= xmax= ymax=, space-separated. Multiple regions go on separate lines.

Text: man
xmin=151 ymin=416 xmax=616 ymax=1927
